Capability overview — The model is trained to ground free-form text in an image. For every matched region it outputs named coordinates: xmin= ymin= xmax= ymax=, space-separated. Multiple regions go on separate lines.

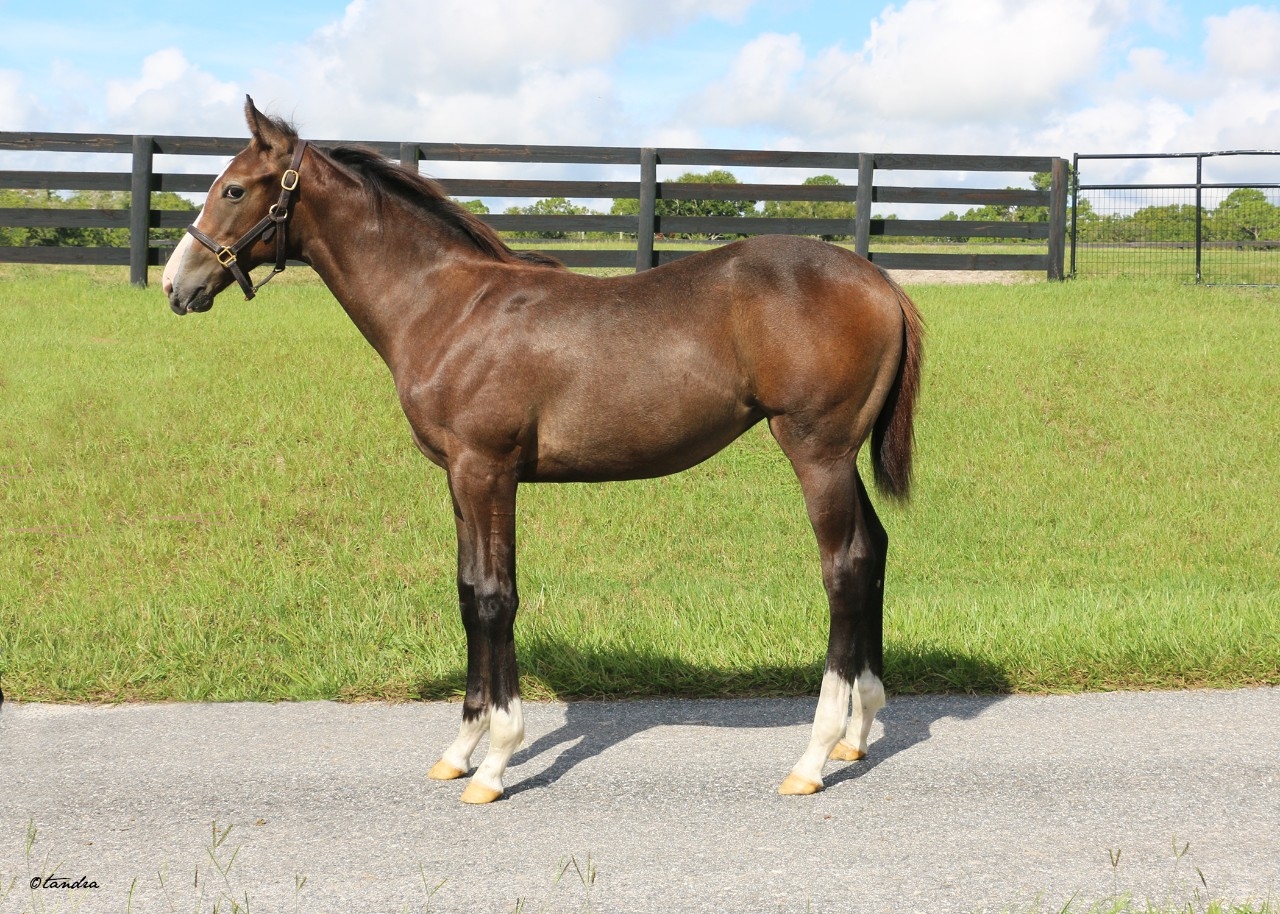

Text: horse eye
xmin=223 ymin=185 xmax=245 ymax=200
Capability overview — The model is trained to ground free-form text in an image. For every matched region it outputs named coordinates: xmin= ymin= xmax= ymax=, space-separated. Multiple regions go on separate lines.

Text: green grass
xmin=1 ymin=265 xmax=1277 ymax=702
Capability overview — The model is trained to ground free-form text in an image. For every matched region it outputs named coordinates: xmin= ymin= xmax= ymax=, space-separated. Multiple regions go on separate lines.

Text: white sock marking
xmin=789 ymin=669 xmax=852 ymax=787
xmin=439 ymin=709 xmax=490 ymax=774
xmin=471 ymin=697 xmax=524 ymax=795
xmin=845 ymin=670 xmax=886 ymax=753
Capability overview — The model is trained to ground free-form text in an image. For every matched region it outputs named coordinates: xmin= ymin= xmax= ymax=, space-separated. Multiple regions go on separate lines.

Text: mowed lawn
xmin=1 ymin=265 xmax=1277 ymax=702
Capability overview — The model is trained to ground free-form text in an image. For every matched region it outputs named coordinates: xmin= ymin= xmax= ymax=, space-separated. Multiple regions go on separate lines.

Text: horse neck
xmin=293 ymin=156 xmax=487 ymax=368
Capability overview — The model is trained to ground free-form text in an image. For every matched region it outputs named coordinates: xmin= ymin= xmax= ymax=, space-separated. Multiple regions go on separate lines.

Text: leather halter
xmin=185 ymin=140 xmax=308 ymax=300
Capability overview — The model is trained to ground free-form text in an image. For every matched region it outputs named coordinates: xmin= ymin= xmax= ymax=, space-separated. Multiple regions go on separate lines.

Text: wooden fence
xmin=0 ymin=131 xmax=1068 ymax=285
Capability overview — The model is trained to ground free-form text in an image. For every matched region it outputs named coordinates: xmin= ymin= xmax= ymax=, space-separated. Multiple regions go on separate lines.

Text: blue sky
xmin=2 ymin=0 xmax=1278 ymax=176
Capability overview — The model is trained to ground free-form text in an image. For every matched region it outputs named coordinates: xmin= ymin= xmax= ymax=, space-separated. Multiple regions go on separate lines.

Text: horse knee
xmin=472 ymin=577 xmax=518 ymax=629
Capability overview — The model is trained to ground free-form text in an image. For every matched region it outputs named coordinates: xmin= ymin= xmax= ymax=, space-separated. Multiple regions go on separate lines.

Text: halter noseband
xmin=185 ymin=139 xmax=309 ymax=300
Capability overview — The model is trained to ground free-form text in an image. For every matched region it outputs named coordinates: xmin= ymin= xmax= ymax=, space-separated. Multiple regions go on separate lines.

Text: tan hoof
xmin=460 ymin=782 xmax=503 ymax=805
xmin=778 ymin=773 xmax=823 ymax=796
xmin=427 ymin=759 xmax=466 ymax=781
xmin=829 ymin=740 xmax=867 ymax=762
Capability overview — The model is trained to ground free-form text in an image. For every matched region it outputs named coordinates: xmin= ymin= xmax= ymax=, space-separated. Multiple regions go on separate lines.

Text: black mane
xmin=324 ymin=144 xmax=562 ymax=268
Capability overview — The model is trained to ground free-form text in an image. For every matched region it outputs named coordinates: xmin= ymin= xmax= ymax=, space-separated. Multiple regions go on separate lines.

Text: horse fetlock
xmin=856 ymin=670 xmax=886 ymax=715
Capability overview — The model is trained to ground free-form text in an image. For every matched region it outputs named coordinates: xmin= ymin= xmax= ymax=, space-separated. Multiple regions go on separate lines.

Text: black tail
xmin=870 ymin=269 xmax=924 ymax=501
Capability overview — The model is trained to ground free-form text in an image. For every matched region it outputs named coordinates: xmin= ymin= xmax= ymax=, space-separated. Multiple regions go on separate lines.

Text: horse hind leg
xmin=777 ymin=443 xmax=886 ymax=796
xmin=828 ymin=472 xmax=887 ymax=762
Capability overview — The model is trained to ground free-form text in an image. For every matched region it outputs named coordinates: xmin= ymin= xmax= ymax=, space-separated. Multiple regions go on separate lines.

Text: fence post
xmin=130 ymin=135 xmax=154 ymax=287
xmin=1069 ymin=153 xmax=1079 ymax=278
xmin=1048 ymin=157 xmax=1068 ymax=280
xmin=854 ymin=152 xmax=873 ymax=259
xmin=399 ymin=142 xmax=419 ymax=172
xmin=636 ymin=147 xmax=657 ymax=272
xmin=1194 ymin=154 xmax=1203 ymax=283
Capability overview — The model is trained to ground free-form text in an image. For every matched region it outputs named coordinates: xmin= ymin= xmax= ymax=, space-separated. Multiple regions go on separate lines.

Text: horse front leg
xmin=427 ymin=456 xmax=524 ymax=804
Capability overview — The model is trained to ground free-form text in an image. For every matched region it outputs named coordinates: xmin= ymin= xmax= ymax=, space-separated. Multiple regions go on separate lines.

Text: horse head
xmin=163 ymin=97 xmax=305 ymax=315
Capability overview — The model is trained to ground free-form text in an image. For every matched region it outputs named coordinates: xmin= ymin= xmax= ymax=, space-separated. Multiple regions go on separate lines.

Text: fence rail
xmin=1 ymin=131 xmax=1068 ymax=284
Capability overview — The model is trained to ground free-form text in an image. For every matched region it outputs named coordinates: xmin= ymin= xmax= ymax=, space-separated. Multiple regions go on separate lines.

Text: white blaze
xmin=161 ymin=222 xmax=197 ymax=295
xmin=162 ymin=158 xmax=232 ymax=296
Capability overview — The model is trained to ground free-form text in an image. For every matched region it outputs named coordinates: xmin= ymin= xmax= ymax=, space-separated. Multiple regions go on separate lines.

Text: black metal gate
xmin=1071 ymin=150 xmax=1280 ymax=284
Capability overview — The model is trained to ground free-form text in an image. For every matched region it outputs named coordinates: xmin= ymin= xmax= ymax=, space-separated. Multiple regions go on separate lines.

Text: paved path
xmin=1 ymin=689 xmax=1277 ymax=913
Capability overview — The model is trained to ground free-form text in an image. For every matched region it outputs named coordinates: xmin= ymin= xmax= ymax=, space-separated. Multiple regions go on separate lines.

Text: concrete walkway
xmin=1 ymin=689 xmax=1277 ymax=913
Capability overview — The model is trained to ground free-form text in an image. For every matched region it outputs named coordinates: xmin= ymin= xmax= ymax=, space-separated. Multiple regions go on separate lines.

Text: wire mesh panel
xmin=1074 ymin=186 xmax=1199 ymax=280
xmin=1072 ymin=151 xmax=1280 ymax=285
xmin=1201 ymin=184 xmax=1280 ymax=285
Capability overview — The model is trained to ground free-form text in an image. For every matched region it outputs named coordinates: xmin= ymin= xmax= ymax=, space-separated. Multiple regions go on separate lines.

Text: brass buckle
xmin=280 ymin=169 xmax=300 ymax=192
xmin=216 ymin=247 xmax=237 ymax=267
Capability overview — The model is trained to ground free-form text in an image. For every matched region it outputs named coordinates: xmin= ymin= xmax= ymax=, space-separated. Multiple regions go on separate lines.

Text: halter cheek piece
xmin=185 ymin=140 xmax=309 ymax=301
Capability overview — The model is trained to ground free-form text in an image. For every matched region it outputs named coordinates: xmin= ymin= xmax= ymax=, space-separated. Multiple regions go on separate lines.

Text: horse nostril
xmin=163 ymin=275 xmax=174 ymax=296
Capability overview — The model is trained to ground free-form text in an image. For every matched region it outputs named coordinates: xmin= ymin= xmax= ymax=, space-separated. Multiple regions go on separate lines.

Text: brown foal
xmin=164 ymin=98 xmax=924 ymax=803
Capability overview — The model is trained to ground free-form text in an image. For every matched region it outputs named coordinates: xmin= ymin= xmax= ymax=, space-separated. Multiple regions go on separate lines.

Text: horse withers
xmin=164 ymin=98 xmax=924 ymax=803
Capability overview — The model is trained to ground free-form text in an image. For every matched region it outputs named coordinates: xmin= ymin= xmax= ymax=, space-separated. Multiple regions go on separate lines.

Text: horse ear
xmin=244 ymin=95 xmax=291 ymax=155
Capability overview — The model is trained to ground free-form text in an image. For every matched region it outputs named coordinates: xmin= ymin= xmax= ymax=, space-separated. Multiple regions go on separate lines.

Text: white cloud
xmin=249 ymin=0 xmax=753 ymax=143
xmin=1204 ymin=5 xmax=1280 ymax=81
xmin=695 ymin=0 xmax=1120 ymax=139
xmin=8 ymin=0 xmax=1280 ymax=170
xmin=6 ymin=0 xmax=751 ymax=144
xmin=0 ymin=70 xmax=38 ymax=130
xmin=102 ymin=49 xmax=242 ymax=135
xmin=688 ymin=0 xmax=1280 ymax=159
xmin=696 ymin=33 xmax=807 ymax=128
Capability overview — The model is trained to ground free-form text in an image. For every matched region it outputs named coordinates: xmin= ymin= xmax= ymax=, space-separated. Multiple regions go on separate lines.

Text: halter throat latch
xmin=186 ymin=139 xmax=308 ymax=301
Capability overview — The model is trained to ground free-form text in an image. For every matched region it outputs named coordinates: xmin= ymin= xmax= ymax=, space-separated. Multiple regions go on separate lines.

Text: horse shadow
xmin=415 ymin=638 xmax=1011 ymax=797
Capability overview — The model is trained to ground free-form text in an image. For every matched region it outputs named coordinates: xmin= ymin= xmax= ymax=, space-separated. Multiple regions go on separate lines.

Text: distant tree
xmin=613 ymin=169 xmax=755 ymax=239
xmin=961 ymin=201 xmax=1014 ymax=223
xmin=1015 ymin=171 xmax=1054 ymax=223
xmin=457 ymin=199 xmax=490 ymax=215
xmin=1129 ymin=203 xmax=1199 ymax=243
xmin=663 ymin=170 xmax=756 ymax=222
xmin=503 ymin=196 xmax=594 ymax=239
xmin=937 ymin=210 xmax=966 ymax=243
xmin=761 ymin=174 xmax=856 ymax=241
xmin=1210 ymin=187 xmax=1280 ymax=242
xmin=1081 ymin=212 xmax=1141 ymax=244
xmin=0 ymin=189 xmax=58 ymax=246
xmin=148 ymin=191 xmax=200 ymax=246
xmin=960 ymin=171 xmax=1061 ymax=230
xmin=1070 ymin=194 xmax=1098 ymax=238
xmin=0 ymin=189 xmax=197 ymax=247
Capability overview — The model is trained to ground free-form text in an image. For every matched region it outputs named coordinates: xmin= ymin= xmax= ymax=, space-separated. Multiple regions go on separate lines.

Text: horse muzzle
xmin=167 ymin=286 xmax=215 ymax=315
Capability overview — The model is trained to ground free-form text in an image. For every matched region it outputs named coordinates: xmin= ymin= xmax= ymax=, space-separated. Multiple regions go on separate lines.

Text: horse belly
xmin=528 ymin=385 xmax=757 ymax=483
